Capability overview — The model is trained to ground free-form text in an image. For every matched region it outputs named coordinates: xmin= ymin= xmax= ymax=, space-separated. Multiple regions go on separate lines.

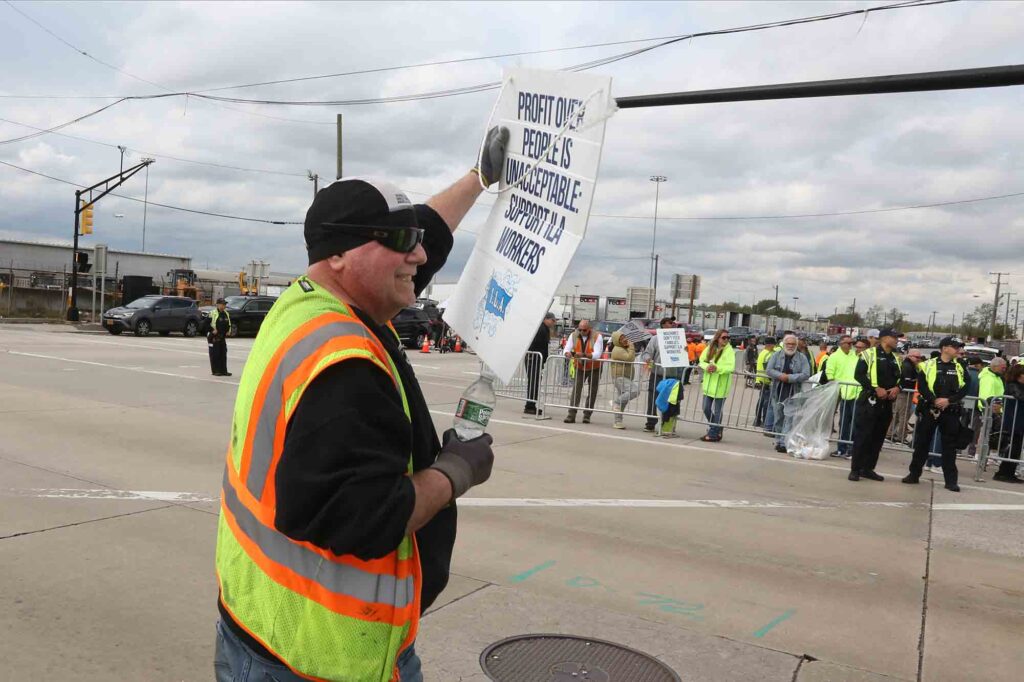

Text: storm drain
xmin=480 ymin=634 xmax=681 ymax=682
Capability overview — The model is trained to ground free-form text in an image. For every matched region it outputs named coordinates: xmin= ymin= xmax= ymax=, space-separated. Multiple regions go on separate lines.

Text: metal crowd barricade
xmin=492 ymin=351 xmax=549 ymax=418
xmin=524 ymin=355 xmax=991 ymax=465
xmin=974 ymin=395 xmax=1023 ymax=481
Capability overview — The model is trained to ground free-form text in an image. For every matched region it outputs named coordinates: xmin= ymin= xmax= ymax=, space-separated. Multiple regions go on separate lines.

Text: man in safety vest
xmin=208 ymin=298 xmax=232 ymax=376
xmin=752 ymin=337 xmax=776 ymax=428
xmin=826 ymin=334 xmax=860 ymax=458
xmin=902 ymin=337 xmax=970 ymax=491
xmin=563 ymin=319 xmax=605 ymax=424
xmin=849 ymin=328 xmax=902 ymax=482
xmin=214 ymin=128 xmax=508 ymax=682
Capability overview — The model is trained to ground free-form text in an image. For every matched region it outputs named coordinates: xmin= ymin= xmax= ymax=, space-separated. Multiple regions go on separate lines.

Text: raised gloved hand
xmin=430 ymin=429 xmax=494 ymax=501
xmin=475 ymin=126 xmax=510 ymax=187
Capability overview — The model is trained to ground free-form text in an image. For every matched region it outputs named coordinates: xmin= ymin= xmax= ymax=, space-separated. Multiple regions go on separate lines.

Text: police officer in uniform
xmin=849 ymin=328 xmax=902 ymax=482
xmin=207 ymin=297 xmax=231 ymax=376
xmin=902 ymin=337 xmax=969 ymax=491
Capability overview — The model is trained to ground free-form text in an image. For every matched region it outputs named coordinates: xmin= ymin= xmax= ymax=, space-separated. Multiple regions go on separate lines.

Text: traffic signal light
xmin=80 ymin=201 xmax=94 ymax=235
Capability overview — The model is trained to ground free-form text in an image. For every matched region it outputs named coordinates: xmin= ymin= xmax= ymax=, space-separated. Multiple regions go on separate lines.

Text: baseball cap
xmin=867 ymin=328 xmax=881 ymax=338
xmin=877 ymin=328 xmax=898 ymax=339
xmin=216 ymin=297 xmax=226 ymax=304
xmin=544 ymin=312 xmax=557 ymax=321
xmin=304 ymin=177 xmax=418 ymax=265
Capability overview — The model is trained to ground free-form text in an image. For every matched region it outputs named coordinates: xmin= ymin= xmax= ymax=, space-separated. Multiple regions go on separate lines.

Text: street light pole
xmin=648 ymin=175 xmax=667 ymax=318
xmin=141 ymin=158 xmax=154 ymax=251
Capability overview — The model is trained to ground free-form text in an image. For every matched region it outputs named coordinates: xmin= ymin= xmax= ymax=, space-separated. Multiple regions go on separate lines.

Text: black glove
xmin=476 ymin=126 xmax=509 ymax=186
xmin=430 ymin=429 xmax=494 ymax=501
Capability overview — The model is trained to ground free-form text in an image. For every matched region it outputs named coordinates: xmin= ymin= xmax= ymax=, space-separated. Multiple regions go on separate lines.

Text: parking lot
xmin=1 ymin=322 xmax=1022 ymax=681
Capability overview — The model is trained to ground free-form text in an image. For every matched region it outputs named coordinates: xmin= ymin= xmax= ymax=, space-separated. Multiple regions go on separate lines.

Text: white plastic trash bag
xmin=783 ymin=381 xmax=841 ymax=460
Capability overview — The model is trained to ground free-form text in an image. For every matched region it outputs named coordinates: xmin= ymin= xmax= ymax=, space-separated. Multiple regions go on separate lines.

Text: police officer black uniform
xmin=849 ymin=327 xmax=902 ymax=482
xmin=208 ymin=298 xmax=232 ymax=377
xmin=902 ymin=337 xmax=969 ymax=491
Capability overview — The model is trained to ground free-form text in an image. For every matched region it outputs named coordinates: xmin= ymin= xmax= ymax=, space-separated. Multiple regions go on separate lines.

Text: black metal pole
xmin=68 ymin=190 xmax=81 ymax=321
xmin=615 ymin=65 xmax=1024 ymax=109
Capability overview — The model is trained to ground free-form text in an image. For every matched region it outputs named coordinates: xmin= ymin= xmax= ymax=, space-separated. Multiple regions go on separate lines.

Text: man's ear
xmin=325 ymin=253 xmax=347 ymax=273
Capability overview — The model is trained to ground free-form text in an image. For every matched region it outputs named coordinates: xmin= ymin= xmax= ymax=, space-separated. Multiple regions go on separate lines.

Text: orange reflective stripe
xmin=221 ymin=484 xmax=418 ymax=624
xmin=224 ymin=461 xmax=416 ymax=579
xmin=238 ymin=313 xmax=353 ymax=485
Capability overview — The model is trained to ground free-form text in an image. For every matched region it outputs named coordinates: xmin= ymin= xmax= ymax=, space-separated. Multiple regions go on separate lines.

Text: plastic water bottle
xmin=453 ymin=364 xmax=497 ymax=441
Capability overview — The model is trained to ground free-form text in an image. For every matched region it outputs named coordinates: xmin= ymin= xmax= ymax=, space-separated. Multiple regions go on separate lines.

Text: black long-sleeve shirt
xmin=916 ymin=359 xmax=970 ymax=405
xmin=855 ymin=348 xmax=902 ymax=394
xmin=220 ymin=204 xmax=455 ymax=660
xmin=528 ymin=323 xmax=551 ymax=358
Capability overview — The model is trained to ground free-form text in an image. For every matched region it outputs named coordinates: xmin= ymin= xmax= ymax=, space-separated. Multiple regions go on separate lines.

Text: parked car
xmin=682 ymin=324 xmax=703 ymax=343
xmin=201 ymin=295 xmax=278 ymax=337
xmin=392 ymin=306 xmax=432 ymax=348
xmin=962 ymin=344 xmax=1000 ymax=366
xmin=102 ymin=295 xmax=201 ymax=337
xmin=727 ymin=326 xmax=753 ymax=346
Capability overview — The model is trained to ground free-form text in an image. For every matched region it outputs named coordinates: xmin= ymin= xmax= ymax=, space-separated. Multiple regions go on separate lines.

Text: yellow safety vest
xmin=216 ymin=276 xmax=419 ymax=681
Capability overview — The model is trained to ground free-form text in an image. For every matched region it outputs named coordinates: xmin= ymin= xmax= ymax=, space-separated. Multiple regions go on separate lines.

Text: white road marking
xmin=408 ymin=363 xmax=440 ymax=370
xmin=0 ymin=328 xmax=249 ymax=357
xmin=9 ymin=488 xmax=1024 ymax=512
xmin=4 ymin=350 xmax=238 ymax=385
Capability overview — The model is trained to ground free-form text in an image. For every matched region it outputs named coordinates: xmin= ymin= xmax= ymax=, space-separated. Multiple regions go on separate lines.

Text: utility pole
xmin=141 ymin=158 xmax=153 ymax=251
xmin=989 ymin=272 xmax=1009 ymax=342
xmin=774 ymin=284 xmax=779 ymax=308
xmin=1015 ymin=298 xmax=1022 ymax=339
xmin=1003 ymin=291 xmax=1016 ymax=335
xmin=648 ymin=175 xmax=667 ymax=318
xmin=308 ymin=171 xmax=319 ymax=198
xmin=342 ymin=114 xmax=350 ymax=179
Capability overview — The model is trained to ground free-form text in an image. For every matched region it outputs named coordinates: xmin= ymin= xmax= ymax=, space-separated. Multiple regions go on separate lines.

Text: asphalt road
xmin=1 ymin=323 xmax=1021 ymax=681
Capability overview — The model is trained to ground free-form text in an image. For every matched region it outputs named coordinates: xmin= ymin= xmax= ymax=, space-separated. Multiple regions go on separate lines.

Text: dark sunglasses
xmin=720 ymin=335 xmax=730 ymax=339
xmin=322 ymin=223 xmax=425 ymax=254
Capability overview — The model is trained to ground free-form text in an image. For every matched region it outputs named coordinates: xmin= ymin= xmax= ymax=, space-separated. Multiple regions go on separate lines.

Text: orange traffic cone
xmin=454 ymin=337 xmax=462 ymax=353
xmin=420 ymin=336 xmax=431 ymax=353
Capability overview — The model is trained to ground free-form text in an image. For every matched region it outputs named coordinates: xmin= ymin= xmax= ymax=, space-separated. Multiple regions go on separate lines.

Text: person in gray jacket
xmin=766 ymin=334 xmax=812 ymax=453
xmin=641 ymin=318 xmax=685 ymax=433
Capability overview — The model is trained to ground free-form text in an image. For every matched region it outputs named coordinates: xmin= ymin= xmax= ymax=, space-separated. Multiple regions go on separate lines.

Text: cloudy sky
xmin=1 ymin=0 xmax=1022 ymax=322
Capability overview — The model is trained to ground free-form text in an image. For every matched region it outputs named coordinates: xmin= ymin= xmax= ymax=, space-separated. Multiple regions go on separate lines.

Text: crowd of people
xmin=530 ymin=318 xmax=1023 ymax=492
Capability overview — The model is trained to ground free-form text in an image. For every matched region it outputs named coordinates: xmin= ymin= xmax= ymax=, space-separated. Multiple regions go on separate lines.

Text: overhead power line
xmin=0 ymin=157 xmax=301 ymax=224
xmin=0 ymin=99 xmax=126 ymax=146
xmin=0 ymin=114 xmax=307 ymax=177
xmin=1 ymin=0 xmax=955 ymax=107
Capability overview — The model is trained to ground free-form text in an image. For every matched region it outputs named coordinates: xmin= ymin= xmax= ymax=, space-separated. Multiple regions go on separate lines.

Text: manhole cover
xmin=480 ymin=634 xmax=681 ymax=682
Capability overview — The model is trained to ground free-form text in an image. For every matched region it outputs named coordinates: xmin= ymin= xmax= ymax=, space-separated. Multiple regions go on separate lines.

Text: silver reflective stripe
xmin=245 ymin=320 xmax=384 ymax=498
xmin=223 ymin=474 xmax=415 ymax=609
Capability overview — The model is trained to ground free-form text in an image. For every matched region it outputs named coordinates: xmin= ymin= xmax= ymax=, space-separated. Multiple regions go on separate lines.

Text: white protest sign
xmin=618 ymin=320 xmax=652 ymax=345
xmin=443 ymin=68 xmax=616 ymax=382
xmin=656 ymin=328 xmax=689 ymax=368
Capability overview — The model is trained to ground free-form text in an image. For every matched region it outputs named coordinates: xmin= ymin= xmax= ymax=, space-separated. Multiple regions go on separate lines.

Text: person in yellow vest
xmin=849 ymin=328 xmax=902 ymax=482
xmin=214 ymin=133 xmax=507 ymax=681
xmin=208 ymin=298 xmax=232 ymax=376
xmin=797 ymin=336 xmax=817 ymax=374
xmin=826 ymin=335 xmax=861 ymax=458
xmin=815 ymin=341 xmax=829 ymax=371
xmin=752 ymin=337 xmax=776 ymax=428
xmin=563 ymin=319 xmax=604 ymax=424
xmin=902 ymin=337 xmax=970 ymax=491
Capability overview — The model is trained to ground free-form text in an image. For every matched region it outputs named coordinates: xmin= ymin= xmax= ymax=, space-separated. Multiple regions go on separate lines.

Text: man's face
xmin=855 ymin=341 xmax=867 ymax=354
xmin=661 ymin=321 xmax=674 ymax=329
xmin=578 ymin=321 xmax=591 ymax=334
xmin=217 ymin=303 xmax=226 ymax=311
xmin=839 ymin=337 xmax=852 ymax=352
xmin=329 ymin=239 xmax=427 ymax=322
xmin=908 ymin=352 xmax=923 ymax=364
xmin=880 ymin=335 xmax=897 ymax=351
xmin=783 ymin=338 xmax=797 ymax=354
xmin=992 ymin=362 xmax=1006 ymax=375
xmin=544 ymin=318 xmax=555 ymax=329
xmin=868 ymin=336 xmax=878 ymax=347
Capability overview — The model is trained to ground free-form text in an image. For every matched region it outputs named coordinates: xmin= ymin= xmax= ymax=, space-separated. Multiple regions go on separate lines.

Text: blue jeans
xmin=214 ymin=620 xmax=423 ymax=682
xmin=703 ymin=395 xmax=724 ymax=438
xmin=773 ymin=401 xmax=788 ymax=446
xmin=838 ymin=399 xmax=856 ymax=455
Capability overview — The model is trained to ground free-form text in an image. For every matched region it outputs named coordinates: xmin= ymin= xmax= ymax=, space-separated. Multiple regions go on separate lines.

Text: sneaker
xmin=842 ymin=453 xmax=853 ymax=460
xmin=564 ymin=416 xmax=576 ymax=424
xmin=643 ymin=424 xmax=655 ymax=433
xmin=581 ymin=416 xmax=591 ymax=424
xmin=927 ymin=465 xmax=941 ymax=474
xmin=775 ymin=444 xmax=787 ymax=453
xmin=829 ymin=451 xmax=844 ymax=458
xmin=613 ymin=422 xmax=625 ymax=430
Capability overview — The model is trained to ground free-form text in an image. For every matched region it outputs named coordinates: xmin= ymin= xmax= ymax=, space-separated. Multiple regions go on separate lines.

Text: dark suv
xmin=391 ymin=307 xmax=431 ymax=349
xmin=102 ymin=295 xmax=201 ymax=337
xmin=201 ymin=295 xmax=277 ymax=337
